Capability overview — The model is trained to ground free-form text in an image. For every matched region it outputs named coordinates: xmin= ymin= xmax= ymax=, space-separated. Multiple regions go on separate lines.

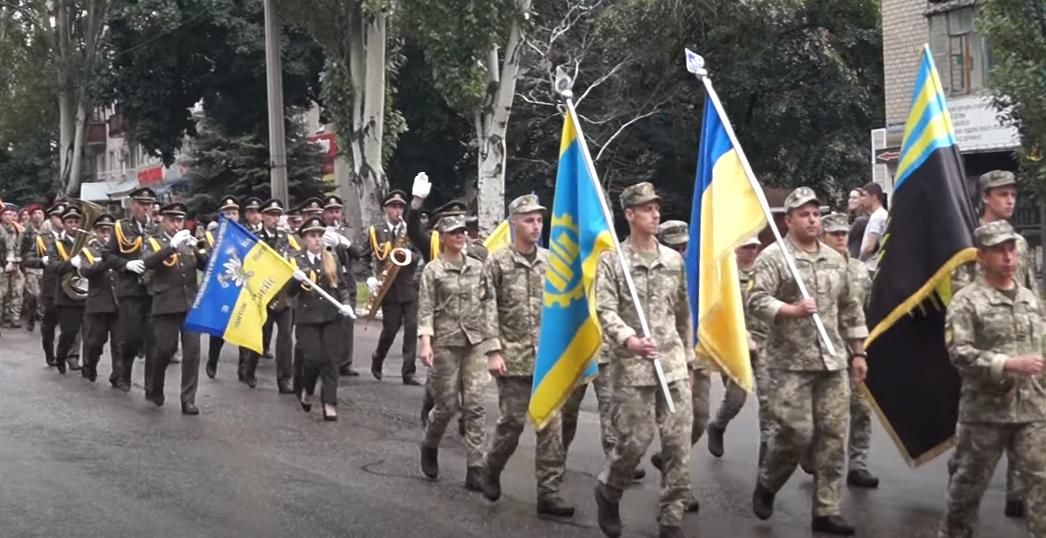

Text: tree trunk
xmin=474 ymin=0 xmax=531 ymax=234
xmin=66 ymin=94 xmax=89 ymax=195
xmin=346 ymin=9 xmax=388 ymax=231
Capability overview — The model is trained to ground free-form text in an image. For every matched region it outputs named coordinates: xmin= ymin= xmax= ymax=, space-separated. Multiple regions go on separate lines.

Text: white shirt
xmin=308 ymin=252 xmax=321 ymax=265
xmin=861 ymin=206 xmax=888 ymax=272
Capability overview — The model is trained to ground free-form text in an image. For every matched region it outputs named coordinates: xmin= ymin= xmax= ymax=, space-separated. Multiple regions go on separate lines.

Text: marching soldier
xmin=367 ymin=189 xmax=422 ymax=385
xmin=748 ymin=187 xmax=868 ymax=536
xmin=242 ymin=197 xmax=263 ymax=233
xmin=0 ymin=203 xmax=25 ymax=328
xmin=321 ymin=194 xmax=368 ymax=377
xmin=417 ymin=214 xmax=489 ymax=491
xmin=76 ymin=214 xmax=119 ymax=383
xmin=24 ymin=203 xmax=66 ymax=367
xmin=941 ymin=220 xmax=1046 ymax=537
xmin=478 ymin=194 xmax=575 ymax=517
xmin=141 ymin=202 xmax=206 ymax=415
xmin=50 ymin=205 xmax=88 ymax=375
xmin=20 ymin=203 xmax=46 ymax=332
xmin=592 ymin=183 xmax=693 ymax=538
xmin=205 ymin=195 xmax=240 ymax=379
xmin=288 ymin=216 xmax=355 ymax=421
xmin=239 ymin=198 xmax=297 ymax=393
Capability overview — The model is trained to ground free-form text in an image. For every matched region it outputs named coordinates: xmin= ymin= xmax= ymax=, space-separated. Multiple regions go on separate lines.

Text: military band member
xmin=289 ymin=217 xmax=355 ymax=421
xmin=20 ymin=203 xmax=46 ymax=331
xmin=367 ymin=189 xmax=421 ymax=385
xmin=141 ymin=202 xmax=207 ymax=415
xmin=477 ymin=194 xmax=575 ymax=517
xmin=239 ymin=198 xmax=297 ymax=393
xmin=591 ymin=183 xmax=693 ymax=538
xmin=941 ymin=220 xmax=1046 ymax=537
xmin=205 ymin=195 xmax=240 ymax=379
xmin=104 ymin=188 xmax=156 ymax=391
xmin=286 ymin=206 xmax=304 ymax=234
xmin=76 ymin=214 xmax=120 ymax=384
xmin=0 ymin=203 xmax=25 ymax=328
xmin=748 ymin=187 xmax=868 ymax=536
xmin=50 ymin=206 xmax=88 ymax=375
xmin=242 ymin=197 xmax=263 ymax=233
xmin=418 ymin=214 xmax=489 ymax=490
xmin=321 ymin=195 xmax=368 ymax=376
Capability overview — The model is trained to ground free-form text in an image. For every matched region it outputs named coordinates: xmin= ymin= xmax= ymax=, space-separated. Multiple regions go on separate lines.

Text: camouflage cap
xmin=979 ymin=170 xmax=1016 ymax=192
xmin=437 ymin=214 xmax=467 ymax=233
xmin=974 ymin=220 xmax=1019 ymax=248
xmin=657 ymin=220 xmax=688 ymax=246
xmin=620 ymin=182 xmax=661 ymax=209
xmin=783 ymin=187 xmax=822 ymax=212
xmin=508 ymin=194 xmax=545 ymax=216
xmin=822 ymin=212 xmax=850 ymax=233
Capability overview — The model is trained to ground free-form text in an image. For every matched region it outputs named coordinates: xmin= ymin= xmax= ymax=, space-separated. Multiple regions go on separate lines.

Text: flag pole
xmin=684 ymin=50 xmax=836 ymax=356
xmin=554 ymin=70 xmax=676 ymax=413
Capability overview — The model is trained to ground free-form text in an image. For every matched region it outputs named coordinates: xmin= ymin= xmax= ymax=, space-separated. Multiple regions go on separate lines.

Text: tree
xmin=281 ymin=0 xmax=404 ymax=231
xmin=403 ymin=0 xmax=532 ymax=232
xmin=979 ymin=0 xmax=1046 ymax=191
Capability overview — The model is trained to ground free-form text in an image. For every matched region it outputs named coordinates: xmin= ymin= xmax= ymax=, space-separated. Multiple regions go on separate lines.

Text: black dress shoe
xmin=594 ymin=483 xmax=622 ymax=537
xmin=402 ymin=375 xmax=420 ymax=386
xmin=339 ymin=366 xmax=360 ymax=377
xmin=752 ymin=483 xmax=775 ymax=520
xmin=1005 ymin=499 xmax=1026 ymax=518
xmin=205 ymin=361 xmax=217 ymax=379
xmin=300 ymin=394 xmax=313 ymax=413
xmin=277 ymin=380 xmax=294 ymax=394
xmin=55 ymin=360 xmax=66 ymax=374
xmin=245 ymin=375 xmax=257 ymax=389
xmin=181 ymin=402 xmax=199 ymax=415
xmin=45 ymin=356 xmax=55 ymax=367
xmin=322 ymin=403 xmax=337 ymax=421
xmin=847 ymin=469 xmax=880 ymax=489
xmin=370 ymin=357 xmax=383 ymax=380
xmin=811 ymin=515 xmax=855 ymax=535
xmin=536 ymin=496 xmax=576 ymax=518
xmin=420 ymin=445 xmax=439 ymax=479
xmin=68 ymin=358 xmax=81 ymax=371
xmin=118 ymin=382 xmax=132 ymax=393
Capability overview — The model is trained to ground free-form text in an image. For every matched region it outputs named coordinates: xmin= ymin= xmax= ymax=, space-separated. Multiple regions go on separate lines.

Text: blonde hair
xmin=321 ymin=249 xmax=339 ymax=288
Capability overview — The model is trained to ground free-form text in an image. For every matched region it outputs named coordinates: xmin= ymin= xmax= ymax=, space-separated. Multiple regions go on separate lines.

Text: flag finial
xmin=554 ymin=66 xmax=574 ymax=99
xmin=685 ymin=49 xmax=707 ymax=78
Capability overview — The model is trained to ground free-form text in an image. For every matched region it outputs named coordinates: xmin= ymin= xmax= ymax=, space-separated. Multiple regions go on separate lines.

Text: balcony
xmin=107 ymin=112 xmax=128 ymax=137
xmin=86 ymin=120 xmax=107 ymax=147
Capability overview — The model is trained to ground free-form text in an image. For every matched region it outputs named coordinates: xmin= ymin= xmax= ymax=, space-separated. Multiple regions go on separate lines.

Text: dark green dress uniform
xmin=79 ymin=215 xmax=120 ymax=384
xmin=141 ymin=203 xmax=207 ymax=414
xmin=50 ymin=206 xmax=88 ymax=375
xmin=368 ymin=189 xmax=421 ymax=384
xmin=103 ymin=187 xmax=158 ymax=390
xmin=22 ymin=204 xmax=64 ymax=366
xmin=239 ymin=198 xmax=299 ymax=392
xmin=322 ymin=195 xmax=369 ymax=375
xmin=289 ymin=218 xmax=352 ymax=412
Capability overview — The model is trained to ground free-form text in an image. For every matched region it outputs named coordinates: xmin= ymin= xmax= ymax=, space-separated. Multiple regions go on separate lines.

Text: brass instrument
xmin=61 ymin=200 xmax=105 ymax=301
xmin=365 ymin=232 xmax=413 ymax=320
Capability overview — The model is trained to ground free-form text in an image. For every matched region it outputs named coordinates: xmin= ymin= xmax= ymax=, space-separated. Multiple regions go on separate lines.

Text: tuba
xmin=365 ymin=232 xmax=413 ymax=320
xmin=61 ymin=200 xmax=104 ymax=301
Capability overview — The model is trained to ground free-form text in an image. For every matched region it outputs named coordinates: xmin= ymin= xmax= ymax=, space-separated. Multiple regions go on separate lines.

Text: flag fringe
xmin=858 ymin=383 xmax=956 ymax=468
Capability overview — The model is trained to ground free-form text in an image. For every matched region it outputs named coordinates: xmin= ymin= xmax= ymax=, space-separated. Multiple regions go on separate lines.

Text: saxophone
xmin=366 ymin=230 xmax=413 ymax=320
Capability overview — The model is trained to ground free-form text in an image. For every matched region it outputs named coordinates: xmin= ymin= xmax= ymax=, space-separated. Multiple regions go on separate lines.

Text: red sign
xmin=138 ymin=165 xmax=164 ymax=185
xmin=875 ymin=150 xmax=900 ymax=164
xmin=308 ymin=133 xmax=337 ymax=176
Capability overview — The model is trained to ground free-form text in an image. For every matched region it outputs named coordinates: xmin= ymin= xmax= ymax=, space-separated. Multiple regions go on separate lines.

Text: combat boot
xmin=658 ymin=525 xmax=686 ymax=538
xmin=464 ymin=466 xmax=484 ymax=492
xmin=811 ymin=515 xmax=855 ymax=535
xmin=420 ymin=445 xmax=439 ymax=479
xmin=752 ymin=482 xmax=775 ymax=520
xmin=1005 ymin=499 xmax=1026 ymax=518
xmin=536 ymin=495 xmax=575 ymax=518
xmin=650 ymin=452 xmax=664 ymax=472
xmin=706 ymin=424 xmax=726 ymax=457
xmin=593 ymin=483 xmax=622 ymax=537
xmin=481 ymin=466 xmax=501 ymax=501
xmin=847 ymin=469 xmax=879 ymax=489
xmin=684 ymin=491 xmax=700 ymax=513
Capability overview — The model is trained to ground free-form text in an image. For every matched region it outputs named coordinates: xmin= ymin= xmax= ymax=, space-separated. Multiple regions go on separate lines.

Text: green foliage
xmin=979 ymin=0 xmax=1046 ymax=193
xmin=0 ymin=135 xmax=60 ymax=205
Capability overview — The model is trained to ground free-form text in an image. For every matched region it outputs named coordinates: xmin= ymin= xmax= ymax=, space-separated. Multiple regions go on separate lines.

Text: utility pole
xmin=263 ymin=0 xmax=288 ymax=203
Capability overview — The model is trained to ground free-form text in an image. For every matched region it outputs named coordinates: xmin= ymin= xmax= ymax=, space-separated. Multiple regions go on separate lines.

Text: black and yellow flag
xmin=864 ymin=46 xmax=978 ymax=467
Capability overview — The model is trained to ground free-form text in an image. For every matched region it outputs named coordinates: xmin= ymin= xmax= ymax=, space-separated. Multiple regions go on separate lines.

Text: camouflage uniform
xmin=748 ymin=189 xmax=868 ymax=518
xmin=595 ymin=184 xmax=695 ymax=529
xmin=844 ymin=255 xmax=873 ymax=473
xmin=940 ymin=221 xmax=1046 ymax=537
xmin=418 ymin=217 xmax=490 ymax=470
xmin=21 ymin=224 xmax=44 ymax=325
xmin=0 ymin=222 xmax=25 ymax=325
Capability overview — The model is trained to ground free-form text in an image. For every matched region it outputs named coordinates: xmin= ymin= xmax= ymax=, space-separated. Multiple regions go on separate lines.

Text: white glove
xmin=41 ymin=256 xmax=49 ymax=266
xmin=322 ymin=228 xmax=340 ymax=248
xmin=71 ymin=255 xmax=82 ymax=269
xmin=292 ymin=268 xmax=308 ymax=282
xmin=366 ymin=276 xmax=379 ymax=293
xmin=185 ymin=236 xmax=199 ymax=248
xmin=339 ymin=234 xmax=351 ymax=248
xmin=338 ymin=304 xmax=357 ymax=319
xmin=171 ymin=229 xmax=193 ymax=249
xmin=126 ymin=260 xmax=146 ymax=274
xmin=412 ymin=172 xmax=432 ymax=200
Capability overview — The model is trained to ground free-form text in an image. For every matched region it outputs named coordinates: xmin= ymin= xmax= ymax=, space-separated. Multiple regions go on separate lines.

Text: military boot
xmin=536 ymin=495 xmax=575 ymax=518
xmin=1005 ymin=499 xmax=1026 ymax=518
xmin=650 ymin=452 xmax=664 ymax=472
xmin=684 ymin=491 xmax=700 ymax=513
xmin=464 ymin=466 xmax=483 ymax=492
xmin=659 ymin=525 xmax=686 ymax=538
xmin=706 ymin=424 xmax=726 ymax=458
xmin=593 ymin=483 xmax=622 ymax=537
xmin=811 ymin=515 xmax=855 ymax=536
xmin=847 ymin=469 xmax=879 ymax=489
xmin=420 ymin=445 xmax=439 ymax=479
xmin=752 ymin=482 xmax=775 ymax=520
xmin=481 ymin=465 xmax=501 ymax=501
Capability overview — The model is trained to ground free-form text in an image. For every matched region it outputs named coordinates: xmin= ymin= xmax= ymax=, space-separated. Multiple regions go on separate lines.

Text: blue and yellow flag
xmin=185 ymin=216 xmax=296 ymax=353
xmin=687 ymin=97 xmax=766 ymax=391
xmin=483 ymin=220 xmax=512 ymax=253
xmin=529 ymin=108 xmax=615 ymax=429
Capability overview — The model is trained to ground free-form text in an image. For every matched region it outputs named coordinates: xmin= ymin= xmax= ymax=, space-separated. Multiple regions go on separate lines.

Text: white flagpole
xmin=554 ymin=70 xmax=676 ymax=413
xmin=684 ymin=49 xmax=836 ymax=356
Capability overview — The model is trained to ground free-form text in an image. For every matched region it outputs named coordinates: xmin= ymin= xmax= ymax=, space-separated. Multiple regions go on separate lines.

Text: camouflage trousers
xmin=754 ymin=357 xmax=775 ymax=449
xmin=0 ymin=269 xmax=24 ymax=322
xmin=760 ymin=369 xmax=850 ymax=517
xmin=711 ymin=374 xmax=747 ymax=430
xmin=593 ymin=363 xmax=616 ymax=456
xmin=940 ymin=421 xmax=1046 ymax=538
xmin=422 ymin=343 xmax=488 ymax=468
xmin=691 ymin=369 xmax=711 ymax=445
xmin=599 ymin=380 xmax=693 ymax=527
xmin=23 ymin=269 xmax=42 ymax=320
xmin=848 ymin=382 xmax=873 ymax=472
xmin=485 ymin=376 xmax=567 ymax=500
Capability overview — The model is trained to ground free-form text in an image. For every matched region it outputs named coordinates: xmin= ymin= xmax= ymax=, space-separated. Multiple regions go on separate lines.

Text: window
xmin=928 ymin=6 xmax=993 ymax=96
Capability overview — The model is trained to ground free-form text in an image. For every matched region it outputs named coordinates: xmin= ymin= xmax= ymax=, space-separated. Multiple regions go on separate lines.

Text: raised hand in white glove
xmin=366 ymin=276 xmax=379 ymax=293
xmin=338 ymin=304 xmax=357 ymax=319
xmin=322 ymin=228 xmax=340 ymax=248
xmin=71 ymin=255 xmax=82 ymax=269
xmin=125 ymin=260 xmax=146 ymax=274
xmin=41 ymin=256 xmax=50 ymax=266
xmin=292 ymin=268 xmax=308 ymax=282
xmin=171 ymin=229 xmax=193 ymax=249
xmin=411 ymin=172 xmax=432 ymax=200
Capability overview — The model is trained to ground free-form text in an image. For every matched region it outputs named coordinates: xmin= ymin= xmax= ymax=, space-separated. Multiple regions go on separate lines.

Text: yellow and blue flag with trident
xmin=185 ymin=215 xmax=296 ymax=354
xmin=529 ymin=108 xmax=615 ymax=429
xmin=863 ymin=45 xmax=977 ymax=466
xmin=687 ymin=96 xmax=767 ymax=391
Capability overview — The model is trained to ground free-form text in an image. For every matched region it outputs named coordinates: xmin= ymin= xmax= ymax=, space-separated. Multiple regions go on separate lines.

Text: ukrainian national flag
xmin=483 ymin=220 xmax=512 ymax=253
xmin=529 ymin=108 xmax=615 ymax=429
xmin=688 ymin=97 xmax=767 ymax=391
xmin=864 ymin=46 xmax=978 ymax=466
xmin=185 ymin=215 xmax=296 ymax=354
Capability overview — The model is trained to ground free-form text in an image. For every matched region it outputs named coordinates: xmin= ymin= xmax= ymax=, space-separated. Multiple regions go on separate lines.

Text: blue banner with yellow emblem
xmin=529 ymin=107 xmax=615 ymax=430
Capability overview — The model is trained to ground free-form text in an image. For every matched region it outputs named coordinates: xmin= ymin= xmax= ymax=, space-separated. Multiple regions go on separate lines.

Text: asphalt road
xmin=0 ymin=323 xmax=1024 ymax=537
